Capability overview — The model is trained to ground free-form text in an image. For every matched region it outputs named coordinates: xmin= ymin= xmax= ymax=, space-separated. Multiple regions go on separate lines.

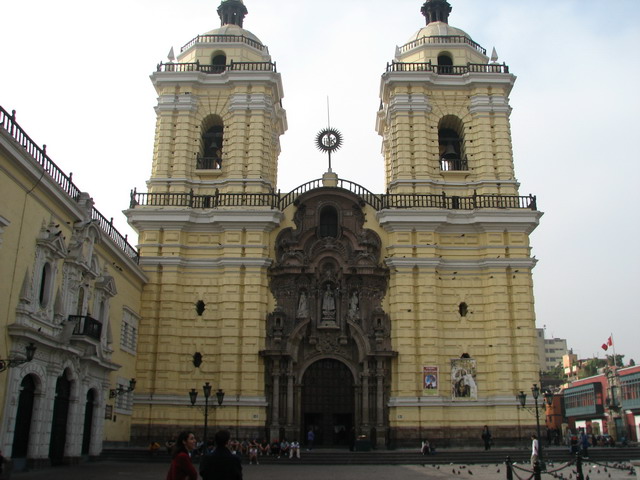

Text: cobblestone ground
xmin=8 ymin=461 xmax=638 ymax=480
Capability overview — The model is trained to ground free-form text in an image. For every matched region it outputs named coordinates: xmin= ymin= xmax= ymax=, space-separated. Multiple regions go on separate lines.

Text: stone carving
xmin=296 ymin=291 xmax=308 ymax=319
xmin=321 ymin=284 xmax=336 ymax=321
xmin=348 ymin=290 xmax=359 ymax=320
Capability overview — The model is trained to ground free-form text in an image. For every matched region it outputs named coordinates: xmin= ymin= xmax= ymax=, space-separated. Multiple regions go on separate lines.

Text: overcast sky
xmin=2 ymin=0 xmax=639 ymax=365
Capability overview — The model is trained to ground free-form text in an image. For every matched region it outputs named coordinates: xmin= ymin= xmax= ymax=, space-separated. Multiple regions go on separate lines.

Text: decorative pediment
xmin=36 ymin=220 xmax=67 ymax=258
xmin=95 ymin=271 xmax=117 ymax=297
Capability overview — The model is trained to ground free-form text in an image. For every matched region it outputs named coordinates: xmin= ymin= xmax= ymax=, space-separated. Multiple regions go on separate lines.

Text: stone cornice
xmin=387 ymin=179 xmax=521 ymax=190
xmin=138 ymin=257 xmax=273 ymax=269
xmin=151 ymin=70 xmax=284 ymax=102
xmin=469 ymin=94 xmax=512 ymax=115
xmin=384 ymin=256 xmax=538 ymax=271
xmin=389 ymin=395 xmax=521 ymax=407
xmin=134 ymin=393 xmax=268 ymax=407
xmin=126 ymin=207 xmax=283 ymax=233
xmin=376 ymin=208 xmax=542 ymax=234
xmin=380 ymin=71 xmax=516 ymax=103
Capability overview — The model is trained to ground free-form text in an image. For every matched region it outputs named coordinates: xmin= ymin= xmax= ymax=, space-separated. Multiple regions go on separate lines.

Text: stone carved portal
xmin=262 ymin=189 xmax=395 ymax=446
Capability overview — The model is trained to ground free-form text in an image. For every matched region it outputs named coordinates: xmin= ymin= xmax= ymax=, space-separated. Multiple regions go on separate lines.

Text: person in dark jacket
xmin=200 ymin=429 xmax=243 ymax=480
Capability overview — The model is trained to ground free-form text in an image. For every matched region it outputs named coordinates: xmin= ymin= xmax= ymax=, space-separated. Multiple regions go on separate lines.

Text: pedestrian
xmin=165 ymin=431 xmax=198 ymax=480
xmin=580 ymin=429 xmax=590 ymax=458
xmin=421 ymin=439 xmax=431 ymax=455
xmin=530 ymin=434 xmax=539 ymax=468
xmin=481 ymin=425 xmax=492 ymax=450
xmin=289 ymin=440 xmax=301 ymax=459
xmin=307 ymin=428 xmax=315 ymax=450
xmin=200 ymin=429 xmax=243 ymax=480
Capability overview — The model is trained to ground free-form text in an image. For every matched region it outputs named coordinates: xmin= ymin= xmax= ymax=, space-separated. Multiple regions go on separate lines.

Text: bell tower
xmin=148 ymin=0 xmax=286 ymax=196
xmin=377 ymin=0 xmax=516 ymax=198
xmin=376 ymin=0 xmax=542 ymax=445
xmin=126 ymin=0 xmax=287 ymax=443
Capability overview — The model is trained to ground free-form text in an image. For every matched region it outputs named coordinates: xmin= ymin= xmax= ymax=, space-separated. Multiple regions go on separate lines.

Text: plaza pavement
xmin=7 ymin=460 xmax=638 ymax=480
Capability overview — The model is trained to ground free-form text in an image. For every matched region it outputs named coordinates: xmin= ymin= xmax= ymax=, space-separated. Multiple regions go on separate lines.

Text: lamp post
xmin=0 ymin=343 xmax=36 ymax=372
xmin=517 ymin=384 xmax=554 ymax=471
xmin=110 ymin=378 xmax=137 ymax=399
xmin=189 ymin=382 xmax=224 ymax=445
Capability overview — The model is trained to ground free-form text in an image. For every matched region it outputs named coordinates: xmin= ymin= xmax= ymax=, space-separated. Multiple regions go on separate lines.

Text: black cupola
xmin=217 ymin=0 xmax=248 ymax=27
xmin=420 ymin=0 xmax=452 ymax=25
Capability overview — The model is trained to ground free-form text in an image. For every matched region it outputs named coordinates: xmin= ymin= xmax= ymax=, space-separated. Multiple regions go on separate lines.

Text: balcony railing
xmin=180 ymin=34 xmax=268 ymax=53
xmin=157 ymin=60 xmax=277 ymax=74
xmin=386 ymin=61 xmax=509 ymax=75
xmin=196 ymin=156 xmax=222 ymax=170
xmin=130 ymin=183 xmax=537 ymax=212
xmin=0 ymin=106 xmax=139 ymax=263
xmin=440 ymin=157 xmax=469 ymax=172
xmin=399 ymin=35 xmax=486 ymax=55
xmin=69 ymin=315 xmax=102 ymax=341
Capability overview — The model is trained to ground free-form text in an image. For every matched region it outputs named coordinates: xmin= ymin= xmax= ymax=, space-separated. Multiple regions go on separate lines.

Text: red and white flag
xmin=601 ymin=336 xmax=613 ymax=351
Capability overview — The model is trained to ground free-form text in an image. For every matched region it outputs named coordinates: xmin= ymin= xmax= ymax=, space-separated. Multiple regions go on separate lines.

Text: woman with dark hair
xmin=166 ymin=430 xmax=198 ymax=480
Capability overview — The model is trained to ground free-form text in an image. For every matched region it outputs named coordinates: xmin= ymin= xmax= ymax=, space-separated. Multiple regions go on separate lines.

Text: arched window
xmin=39 ymin=262 xmax=52 ymax=307
xmin=437 ymin=53 xmax=453 ymax=75
xmin=438 ymin=116 xmax=467 ymax=171
xmin=76 ymin=287 xmax=85 ymax=316
xmin=211 ymin=52 xmax=226 ymax=74
xmin=319 ymin=206 xmax=338 ymax=238
xmin=198 ymin=116 xmax=224 ymax=170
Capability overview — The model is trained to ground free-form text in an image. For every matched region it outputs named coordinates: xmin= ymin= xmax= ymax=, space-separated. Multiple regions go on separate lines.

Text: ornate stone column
xmin=270 ymin=365 xmax=281 ymax=437
xmin=361 ymin=368 xmax=370 ymax=428
xmin=286 ymin=372 xmax=294 ymax=425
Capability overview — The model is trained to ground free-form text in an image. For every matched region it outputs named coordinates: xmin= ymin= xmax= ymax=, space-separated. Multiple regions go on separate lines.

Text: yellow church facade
xmin=126 ymin=0 xmax=542 ymax=447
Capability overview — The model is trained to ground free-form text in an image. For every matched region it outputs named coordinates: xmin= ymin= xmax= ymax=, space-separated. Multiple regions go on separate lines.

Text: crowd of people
xmin=164 ymin=430 xmax=307 ymax=480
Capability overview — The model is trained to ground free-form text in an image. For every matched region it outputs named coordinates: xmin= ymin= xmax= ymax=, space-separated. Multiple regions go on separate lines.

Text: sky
xmin=2 ymin=0 xmax=639 ymax=365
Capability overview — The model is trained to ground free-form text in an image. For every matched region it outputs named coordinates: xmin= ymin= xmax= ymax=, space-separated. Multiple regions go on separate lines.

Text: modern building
xmin=536 ymin=328 xmax=569 ymax=372
xmin=0 ymin=108 xmax=146 ymax=467
xmin=563 ymin=365 xmax=640 ymax=443
xmin=125 ymin=0 xmax=542 ymax=448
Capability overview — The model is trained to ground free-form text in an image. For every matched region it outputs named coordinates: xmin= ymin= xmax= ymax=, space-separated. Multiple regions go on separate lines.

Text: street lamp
xmin=517 ymin=384 xmax=554 ymax=471
xmin=189 ymin=382 xmax=224 ymax=445
xmin=0 ymin=343 xmax=37 ymax=373
xmin=110 ymin=378 xmax=137 ymax=399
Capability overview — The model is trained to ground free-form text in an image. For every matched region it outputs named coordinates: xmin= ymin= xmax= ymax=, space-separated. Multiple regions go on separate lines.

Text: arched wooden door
xmin=301 ymin=359 xmax=354 ymax=447
xmin=49 ymin=374 xmax=71 ymax=464
xmin=81 ymin=389 xmax=95 ymax=455
xmin=12 ymin=375 xmax=36 ymax=458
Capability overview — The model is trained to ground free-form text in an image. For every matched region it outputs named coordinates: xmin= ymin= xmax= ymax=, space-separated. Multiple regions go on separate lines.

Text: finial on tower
xmin=217 ymin=0 xmax=248 ymax=28
xmin=420 ymin=0 xmax=452 ymax=25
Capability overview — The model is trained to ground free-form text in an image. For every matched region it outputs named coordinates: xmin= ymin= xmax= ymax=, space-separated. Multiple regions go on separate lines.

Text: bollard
xmin=505 ymin=456 xmax=513 ymax=480
xmin=533 ymin=460 xmax=541 ymax=480
xmin=576 ymin=452 xmax=584 ymax=480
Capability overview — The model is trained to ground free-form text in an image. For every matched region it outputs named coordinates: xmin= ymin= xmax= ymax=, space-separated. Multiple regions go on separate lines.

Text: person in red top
xmin=166 ymin=430 xmax=198 ymax=480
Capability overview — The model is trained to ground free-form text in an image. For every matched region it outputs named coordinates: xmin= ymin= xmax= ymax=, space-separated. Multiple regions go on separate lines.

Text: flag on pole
xmin=601 ymin=336 xmax=613 ymax=351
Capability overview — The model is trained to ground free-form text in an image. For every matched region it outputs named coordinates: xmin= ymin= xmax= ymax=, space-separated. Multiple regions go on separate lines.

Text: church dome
xmin=406 ymin=21 xmax=471 ymax=45
xmin=204 ymin=23 xmax=263 ymax=47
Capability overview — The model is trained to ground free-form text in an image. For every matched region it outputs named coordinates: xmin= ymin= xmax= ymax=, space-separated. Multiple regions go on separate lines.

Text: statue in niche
xmin=348 ymin=290 xmax=359 ymax=319
xmin=296 ymin=291 xmax=308 ymax=319
xmin=321 ymin=284 xmax=336 ymax=321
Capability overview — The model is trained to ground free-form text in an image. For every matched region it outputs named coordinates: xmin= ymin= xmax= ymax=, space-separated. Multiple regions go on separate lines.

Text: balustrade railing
xmin=386 ymin=61 xmax=509 ymax=75
xmin=69 ymin=315 xmax=102 ymax=341
xmin=196 ymin=156 xmax=222 ymax=170
xmin=440 ymin=157 xmax=469 ymax=171
xmin=399 ymin=35 xmax=486 ymax=55
xmin=180 ymin=34 xmax=268 ymax=53
xmin=157 ymin=60 xmax=277 ymax=74
xmin=0 ymin=106 xmax=139 ymax=263
xmin=130 ymin=185 xmax=537 ymax=212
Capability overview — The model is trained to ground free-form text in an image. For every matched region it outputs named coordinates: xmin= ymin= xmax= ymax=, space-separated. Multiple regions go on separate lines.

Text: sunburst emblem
xmin=315 ymin=128 xmax=343 ymax=153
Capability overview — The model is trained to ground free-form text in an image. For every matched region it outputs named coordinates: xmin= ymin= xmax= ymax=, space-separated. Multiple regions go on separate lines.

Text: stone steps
xmin=101 ymin=447 xmax=640 ymax=466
